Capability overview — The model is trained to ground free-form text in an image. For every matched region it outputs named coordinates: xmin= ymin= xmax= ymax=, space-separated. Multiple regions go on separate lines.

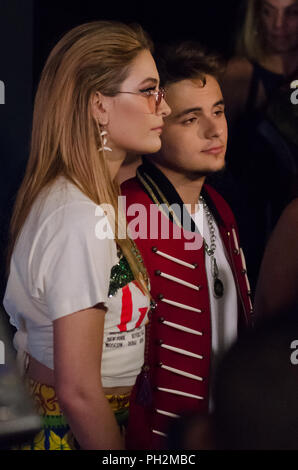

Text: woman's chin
xmin=142 ymin=137 xmax=162 ymax=155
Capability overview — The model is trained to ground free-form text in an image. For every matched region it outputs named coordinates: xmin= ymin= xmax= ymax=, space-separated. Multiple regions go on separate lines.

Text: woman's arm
xmin=53 ymin=304 xmax=124 ymax=450
xmin=254 ymin=199 xmax=298 ymax=318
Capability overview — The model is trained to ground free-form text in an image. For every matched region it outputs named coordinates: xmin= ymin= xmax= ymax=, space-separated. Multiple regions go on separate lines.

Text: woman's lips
xmin=201 ymin=146 xmax=224 ymax=155
xmin=151 ymin=126 xmax=164 ymax=134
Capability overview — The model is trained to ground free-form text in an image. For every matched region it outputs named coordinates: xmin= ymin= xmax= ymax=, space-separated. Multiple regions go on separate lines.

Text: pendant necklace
xmin=199 ymin=196 xmax=224 ymax=298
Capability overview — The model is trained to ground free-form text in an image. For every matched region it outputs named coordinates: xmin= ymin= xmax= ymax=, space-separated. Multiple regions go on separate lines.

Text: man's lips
xmin=201 ymin=145 xmax=224 ymax=155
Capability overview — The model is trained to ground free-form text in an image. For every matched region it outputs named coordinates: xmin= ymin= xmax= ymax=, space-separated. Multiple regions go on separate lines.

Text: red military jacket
xmin=121 ymin=158 xmax=254 ymax=449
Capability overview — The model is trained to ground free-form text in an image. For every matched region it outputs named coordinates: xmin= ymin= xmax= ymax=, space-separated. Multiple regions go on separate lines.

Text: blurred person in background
xmin=167 ymin=309 xmax=298 ymax=450
xmin=223 ymin=0 xmax=298 ymax=127
xmin=213 ymin=310 xmax=298 ymax=449
xmin=254 ymin=189 xmax=298 ymax=317
xmin=216 ymin=0 xmax=298 ymax=296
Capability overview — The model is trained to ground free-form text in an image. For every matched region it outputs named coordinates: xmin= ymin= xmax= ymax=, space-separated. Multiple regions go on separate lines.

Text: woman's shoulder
xmin=18 ymin=176 xmax=111 ymax=257
xmin=276 ymin=198 xmax=298 ymax=230
xmin=45 ymin=176 xmax=95 ymax=207
xmin=266 ymin=198 xmax=298 ymax=252
xmin=224 ymin=56 xmax=253 ymax=80
xmin=24 ymin=177 xmax=118 ymax=279
xmin=32 ymin=176 xmax=97 ymax=226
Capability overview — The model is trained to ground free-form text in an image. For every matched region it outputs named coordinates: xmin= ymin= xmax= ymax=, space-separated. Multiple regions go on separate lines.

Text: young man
xmin=121 ymin=42 xmax=254 ymax=450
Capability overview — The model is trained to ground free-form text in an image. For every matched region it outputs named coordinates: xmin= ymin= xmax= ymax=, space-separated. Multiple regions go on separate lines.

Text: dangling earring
xmin=97 ymin=122 xmax=112 ymax=153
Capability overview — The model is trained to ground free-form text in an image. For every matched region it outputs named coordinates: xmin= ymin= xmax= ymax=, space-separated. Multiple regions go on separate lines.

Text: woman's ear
xmin=91 ymin=91 xmax=109 ymax=126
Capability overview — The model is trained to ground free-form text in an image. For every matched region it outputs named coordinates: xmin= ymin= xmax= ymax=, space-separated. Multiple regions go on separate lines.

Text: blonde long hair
xmin=7 ymin=21 xmax=153 ymax=296
xmin=236 ymin=0 xmax=267 ymax=63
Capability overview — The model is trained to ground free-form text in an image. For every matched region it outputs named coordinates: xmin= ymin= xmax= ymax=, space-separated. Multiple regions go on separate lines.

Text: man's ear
xmin=91 ymin=91 xmax=109 ymax=126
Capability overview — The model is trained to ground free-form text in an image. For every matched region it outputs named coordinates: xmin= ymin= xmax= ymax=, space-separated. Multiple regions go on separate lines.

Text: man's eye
xmin=214 ymin=109 xmax=224 ymax=116
xmin=182 ymin=117 xmax=197 ymax=125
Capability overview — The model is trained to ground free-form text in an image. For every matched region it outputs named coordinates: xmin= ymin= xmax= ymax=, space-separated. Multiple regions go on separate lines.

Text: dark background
xmin=1 ymin=0 xmax=244 ymax=301
xmin=33 ymin=0 xmax=242 ymax=92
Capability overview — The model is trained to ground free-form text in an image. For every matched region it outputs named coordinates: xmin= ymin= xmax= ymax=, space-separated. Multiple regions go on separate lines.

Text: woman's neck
xmin=107 ymin=149 xmax=127 ymax=181
xmin=260 ymin=50 xmax=298 ymax=76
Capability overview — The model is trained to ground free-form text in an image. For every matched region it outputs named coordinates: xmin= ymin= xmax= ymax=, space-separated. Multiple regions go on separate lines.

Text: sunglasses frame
xmin=116 ymin=87 xmax=165 ymax=112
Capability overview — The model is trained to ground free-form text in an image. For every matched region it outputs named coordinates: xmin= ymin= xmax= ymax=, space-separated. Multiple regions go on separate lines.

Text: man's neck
xmin=152 ymin=161 xmax=206 ymax=214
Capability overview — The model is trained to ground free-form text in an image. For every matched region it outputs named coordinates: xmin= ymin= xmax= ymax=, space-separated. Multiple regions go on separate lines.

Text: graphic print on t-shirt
xmin=104 ymin=279 xmax=149 ymax=350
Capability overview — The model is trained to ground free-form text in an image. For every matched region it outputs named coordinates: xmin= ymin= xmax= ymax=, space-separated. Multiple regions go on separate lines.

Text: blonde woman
xmin=223 ymin=0 xmax=298 ymax=127
xmin=3 ymin=21 xmax=170 ymax=450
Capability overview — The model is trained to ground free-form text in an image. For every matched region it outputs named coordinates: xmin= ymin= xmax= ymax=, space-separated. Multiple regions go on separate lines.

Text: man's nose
xmin=203 ymin=117 xmax=224 ymax=139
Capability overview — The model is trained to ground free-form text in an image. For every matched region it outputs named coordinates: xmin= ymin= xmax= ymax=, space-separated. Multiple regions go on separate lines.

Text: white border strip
xmin=161 ymin=298 xmax=202 ymax=313
xmin=157 ymin=387 xmax=204 ymax=400
xmin=155 ymin=249 xmax=196 ymax=269
xmin=156 ymin=409 xmax=180 ymax=419
xmin=232 ymin=228 xmax=240 ymax=252
xmin=152 ymin=429 xmax=168 ymax=437
xmin=240 ymin=248 xmax=247 ymax=271
xmin=163 ymin=320 xmax=203 ymax=336
xmin=159 ymin=271 xmax=200 ymax=291
xmin=160 ymin=364 xmax=203 ymax=381
xmin=161 ymin=343 xmax=203 ymax=360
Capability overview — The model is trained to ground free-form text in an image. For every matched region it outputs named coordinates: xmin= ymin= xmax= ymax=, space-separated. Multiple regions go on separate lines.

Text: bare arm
xmin=254 ymin=199 xmax=298 ymax=318
xmin=54 ymin=304 xmax=124 ymax=450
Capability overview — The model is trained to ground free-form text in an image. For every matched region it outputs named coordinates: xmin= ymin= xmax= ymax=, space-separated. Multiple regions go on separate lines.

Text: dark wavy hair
xmin=154 ymin=40 xmax=226 ymax=88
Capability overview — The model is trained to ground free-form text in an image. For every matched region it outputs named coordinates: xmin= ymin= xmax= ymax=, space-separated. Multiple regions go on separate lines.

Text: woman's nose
xmin=273 ymin=11 xmax=285 ymax=30
xmin=157 ymin=97 xmax=171 ymax=117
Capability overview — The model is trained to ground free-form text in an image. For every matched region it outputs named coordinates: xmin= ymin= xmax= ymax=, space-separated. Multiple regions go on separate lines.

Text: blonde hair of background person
xmin=236 ymin=0 xmax=270 ymax=64
xmin=4 ymin=20 xmax=170 ymax=449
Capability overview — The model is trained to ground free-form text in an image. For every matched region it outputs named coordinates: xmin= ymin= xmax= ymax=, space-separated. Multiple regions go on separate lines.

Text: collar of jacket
xmin=136 ymin=156 xmax=224 ymax=232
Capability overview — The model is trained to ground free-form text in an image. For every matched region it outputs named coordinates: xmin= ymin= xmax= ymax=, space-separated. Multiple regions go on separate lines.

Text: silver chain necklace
xmin=199 ymin=195 xmax=224 ymax=298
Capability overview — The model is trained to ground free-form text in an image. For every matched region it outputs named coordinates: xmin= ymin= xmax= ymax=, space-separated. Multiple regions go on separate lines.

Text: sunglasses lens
xmin=157 ymin=89 xmax=163 ymax=106
xmin=147 ymin=89 xmax=165 ymax=113
xmin=148 ymin=95 xmax=157 ymax=113
xmin=153 ymin=89 xmax=164 ymax=112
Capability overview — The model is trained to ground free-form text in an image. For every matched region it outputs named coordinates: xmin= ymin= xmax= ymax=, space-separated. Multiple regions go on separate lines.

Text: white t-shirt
xmin=3 ymin=177 xmax=150 ymax=387
xmin=191 ymin=202 xmax=238 ymax=407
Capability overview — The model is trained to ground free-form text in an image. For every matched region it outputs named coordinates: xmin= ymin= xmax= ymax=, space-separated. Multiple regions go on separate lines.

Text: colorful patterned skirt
xmin=14 ymin=378 xmax=130 ymax=450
